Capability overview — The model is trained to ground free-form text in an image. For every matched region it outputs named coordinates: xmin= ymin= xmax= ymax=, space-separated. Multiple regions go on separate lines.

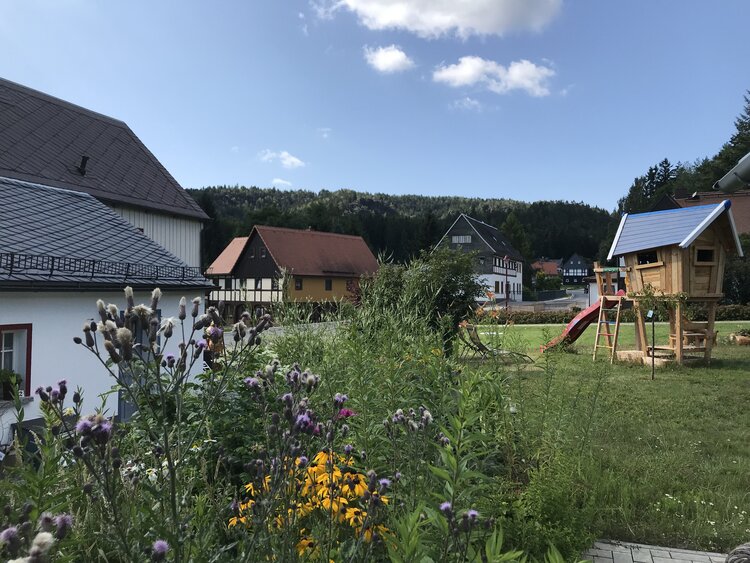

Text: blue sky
xmin=2 ymin=1 xmax=749 ymax=210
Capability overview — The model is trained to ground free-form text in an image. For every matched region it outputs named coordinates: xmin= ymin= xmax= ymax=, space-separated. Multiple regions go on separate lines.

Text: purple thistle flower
xmin=75 ymin=419 xmax=92 ymax=435
xmin=244 ymin=377 xmax=260 ymax=390
xmin=195 ymin=339 xmax=208 ymax=350
xmin=343 ymin=444 xmax=353 ymax=455
xmin=50 ymin=388 xmax=60 ymax=401
xmin=466 ymin=509 xmax=479 ymax=520
xmin=0 ymin=525 xmax=18 ymax=543
xmin=281 ymin=392 xmax=293 ymax=405
xmin=152 ymin=539 xmax=169 ymax=561
xmin=295 ymin=413 xmax=312 ymax=431
xmin=439 ymin=501 xmax=452 ymax=515
xmin=378 ymin=478 xmax=391 ymax=489
xmin=333 ymin=393 xmax=348 ymax=408
xmin=297 ymin=455 xmax=308 ymax=467
xmin=54 ymin=513 xmax=73 ymax=540
xmin=337 ymin=408 xmax=355 ymax=419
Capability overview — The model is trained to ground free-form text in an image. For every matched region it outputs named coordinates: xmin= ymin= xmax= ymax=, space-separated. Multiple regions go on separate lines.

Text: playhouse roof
xmin=607 ymin=200 xmax=744 ymax=260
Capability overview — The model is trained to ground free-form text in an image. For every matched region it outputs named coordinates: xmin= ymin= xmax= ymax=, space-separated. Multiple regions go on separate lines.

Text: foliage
xmin=533 ymin=273 xmax=562 ymax=292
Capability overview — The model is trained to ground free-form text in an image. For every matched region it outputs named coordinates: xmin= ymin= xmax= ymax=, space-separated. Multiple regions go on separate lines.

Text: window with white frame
xmin=451 ymin=235 xmax=471 ymax=244
xmin=0 ymin=325 xmax=31 ymax=399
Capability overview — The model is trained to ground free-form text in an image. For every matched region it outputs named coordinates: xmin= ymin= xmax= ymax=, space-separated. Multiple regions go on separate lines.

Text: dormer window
xmin=451 ymin=235 xmax=471 ymax=244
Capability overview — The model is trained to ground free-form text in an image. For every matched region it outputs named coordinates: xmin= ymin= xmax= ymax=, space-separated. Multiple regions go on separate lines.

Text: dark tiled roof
xmin=255 ymin=226 xmax=379 ymax=277
xmin=0 ymin=176 xmax=211 ymax=289
xmin=462 ymin=215 xmax=523 ymax=260
xmin=0 ymin=78 xmax=208 ymax=220
xmin=561 ymin=253 xmax=592 ymax=270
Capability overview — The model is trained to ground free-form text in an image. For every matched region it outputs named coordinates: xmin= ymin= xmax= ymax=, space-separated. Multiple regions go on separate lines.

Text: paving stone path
xmin=584 ymin=541 xmax=726 ymax=563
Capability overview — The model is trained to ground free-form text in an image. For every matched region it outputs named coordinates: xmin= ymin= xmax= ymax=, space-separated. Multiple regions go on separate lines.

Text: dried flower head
xmin=191 ymin=297 xmax=201 ymax=318
xmin=150 ymin=288 xmax=162 ymax=311
xmin=178 ymin=296 xmax=187 ymax=320
xmin=124 ymin=286 xmax=135 ymax=311
xmin=32 ymin=530 xmax=55 ymax=553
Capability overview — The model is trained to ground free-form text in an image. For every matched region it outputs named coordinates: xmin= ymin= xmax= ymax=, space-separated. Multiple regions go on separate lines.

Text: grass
xmin=470 ymin=321 xmax=750 ymax=552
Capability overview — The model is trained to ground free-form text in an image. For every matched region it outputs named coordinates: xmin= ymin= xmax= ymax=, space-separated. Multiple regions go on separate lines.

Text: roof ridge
xmin=255 ymin=225 xmax=365 ymax=240
xmin=0 ymin=77 xmax=127 ymax=128
xmin=463 ymin=214 xmax=498 ymax=230
xmin=0 ymin=175 xmax=92 ymax=199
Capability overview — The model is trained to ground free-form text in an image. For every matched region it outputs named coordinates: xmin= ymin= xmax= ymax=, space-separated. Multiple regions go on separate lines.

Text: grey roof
xmin=0 ymin=176 xmax=212 ymax=289
xmin=561 ymin=253 xmax=591 ymax=270
xmin=462 ymin=215 xmax=523 ymax=260
xmin=607 ymin=200 xmax=744 ymax=259
xmin=0 ymin=77 xmax=208 ymax=220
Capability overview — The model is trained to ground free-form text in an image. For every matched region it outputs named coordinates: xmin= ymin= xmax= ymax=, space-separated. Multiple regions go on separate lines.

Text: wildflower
xmin=96 ymin=299 xmax=108 ymax=323
xmin=150 ymin=288 xmax=162 ymax=312
xmin=333 ymin=393 xmax=348 ymax=408
xmin=103 ymin=340 xmax=121 ymax=363
xmin=466 ymin=509 xmax=479 ymax=521
xmin=160 ymin=317 xmax=176 ymax=338
xmin=152 ymin=539 xmax=169 ymax=561
xmin=243 ymin=377 xmax=260 ymax=390
xmin=440 ymin=501 xmax=452 ymax=516
xmin=338 ymin=408 xmax=355 ymax=419
xmin=281 ymin=392 xmax=293 ymax=406
xmin=32 ymin=531 xmax=55 ymax=553
xmin=345 ymin=507 xmax=367 ymax=527
xmin=35 ymin=386 xmax=49 ymax=402
xmin=38 ymin=513 xmax=54 ymax=532
xmin=124 ymin=286 xmax=135 ymax=311
xmin=297 ymin=455 xmax=308 ymax=467
xmin=75 ymin=419 xmax=92 ymax=435
xmin=343 ymin=444 xmax=353 ymax=455
xmin=53 ymin=514 xmax=73 ymax=540
xmin=378 ymin=478 xmax=391 ymax=491
xmin=296 ymin=536 xmax=319 ymax=557
xmin=191 ymin=297 xmax=201 ymax=318
xmin=195 ymin=339 xmax=208 ymax=350
xmin=72 ymin=391 xmax=82 ymax=404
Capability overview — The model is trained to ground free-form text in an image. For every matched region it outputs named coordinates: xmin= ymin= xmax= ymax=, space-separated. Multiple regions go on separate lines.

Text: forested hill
xmin=188 ymin=186 xmax=615 ymax=269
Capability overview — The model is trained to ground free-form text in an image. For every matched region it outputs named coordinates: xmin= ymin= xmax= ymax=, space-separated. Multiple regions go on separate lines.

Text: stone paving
xmin=583 ymin=540 xmax=726 ymax=563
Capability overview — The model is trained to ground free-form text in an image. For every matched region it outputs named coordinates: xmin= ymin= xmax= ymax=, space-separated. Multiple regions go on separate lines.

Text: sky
xmin=1 ymin=0 xmax=749 ymax=210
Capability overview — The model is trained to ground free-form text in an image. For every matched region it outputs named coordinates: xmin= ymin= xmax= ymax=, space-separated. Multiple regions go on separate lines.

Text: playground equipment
xmin=543 ymin=200 xmax=744 ymax=365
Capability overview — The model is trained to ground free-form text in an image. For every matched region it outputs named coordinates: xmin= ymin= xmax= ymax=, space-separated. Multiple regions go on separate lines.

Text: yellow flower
xmin=228 ymin=516 xmax=247 ymax=528
xmin=319 ymin=494 xmax=348 ymax=514
xmin=357 ymin=524 xmax=390 ymax=543
xmin=296 ymin=536 xmax=320 ymax=558
xmin=344 ymin=507 xmax=367 ymax=528
xmin=341 ymin=473 xmax=367 ymax=499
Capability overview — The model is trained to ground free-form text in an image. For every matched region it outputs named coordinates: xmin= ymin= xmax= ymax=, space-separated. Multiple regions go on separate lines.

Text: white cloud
xmin=452 ymin=97 xmax=482 ymax=111
xmin=364 ymin=44 xmax=415 ymax=74
xmin=259 ymin=149 xmax=306 ymax=169
xmin=318 ymin=127 xmax=332 ymax=139
xmin=316 ymin=0 xmax=561 ymax=38
xmin=433 ymin=56 xmax=555 ymax=97
xmin=272 ymin=178 xmax=293 ymax=187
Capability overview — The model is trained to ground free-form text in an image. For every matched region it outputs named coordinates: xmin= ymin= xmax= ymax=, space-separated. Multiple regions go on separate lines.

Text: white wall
xmin=0 ymin=290 xmax=202 ymax=445
xmin=112 ymin=206 xmax=203 ymax=267
xmin=479 ymin=269 xmax=523 ymax=303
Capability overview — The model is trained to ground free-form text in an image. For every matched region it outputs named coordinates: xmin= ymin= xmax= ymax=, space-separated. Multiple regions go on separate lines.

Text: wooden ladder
xmin=593 ymin=296 xmax=623 ymax=363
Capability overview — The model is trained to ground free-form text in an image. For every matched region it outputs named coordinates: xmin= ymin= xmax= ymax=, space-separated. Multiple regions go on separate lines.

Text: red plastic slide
xmin=541 ymin=301 xmax=602 ymax=352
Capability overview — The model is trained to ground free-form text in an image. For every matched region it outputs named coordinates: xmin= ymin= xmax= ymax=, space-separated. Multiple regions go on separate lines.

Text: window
xmin=325 ymin=278 xmax=333 ymax=291
xmin=0 ymin=324 xmax=31 ymax=399
xmin=295 ymin=277 xmax=303 ymax=291
xmin=271 ymin=278 xmax=279 ymax=290
xmin=255 ymin=278 xmax=262 ymax=290
xmin=637 ymin=251 xmax=658 ymax=265
xmin=260 ymin=247 xmax=267 ymax=258
xmin=696 ymin=248 xmax=715 ymax=263
xmin=494 ymin=281 xmax=500 ymax=294
xmin=451 ymin=235 xmax=471 ymax=244
xmin=479 ymin=257 xmax=485 ymax=265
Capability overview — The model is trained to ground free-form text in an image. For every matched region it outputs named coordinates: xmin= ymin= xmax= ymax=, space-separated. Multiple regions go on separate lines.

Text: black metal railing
xmin=0 ymin=252 xmax=203 ymax=281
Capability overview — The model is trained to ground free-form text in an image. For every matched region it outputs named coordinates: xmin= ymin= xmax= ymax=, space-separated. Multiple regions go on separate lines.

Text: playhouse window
xmin=696 ymin=248 xmax=715 ymax=263
xmin=637 ymin=251 xmax=658 ymax=265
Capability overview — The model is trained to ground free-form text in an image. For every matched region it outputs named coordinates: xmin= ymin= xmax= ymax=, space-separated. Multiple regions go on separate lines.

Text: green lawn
xmin=472 ymin=321 xmax=750 ymax=552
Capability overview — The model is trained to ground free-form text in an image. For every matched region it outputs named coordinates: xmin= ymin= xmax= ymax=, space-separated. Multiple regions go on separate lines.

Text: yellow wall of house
xmin=289 ymin=276 xmax=355 ymax=302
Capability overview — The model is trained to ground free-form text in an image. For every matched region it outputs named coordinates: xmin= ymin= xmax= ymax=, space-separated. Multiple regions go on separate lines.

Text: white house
xmin=0 ymin=178 xmax=212 ymax=448
xmin=0 ymin=77 xmax=208 ymax=266
xmin=436 ymin=214 xmax=524 ymax=303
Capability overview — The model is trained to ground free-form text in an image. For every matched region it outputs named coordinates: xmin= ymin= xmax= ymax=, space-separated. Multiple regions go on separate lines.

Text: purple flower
xmin=337 ymin=408 xmax=356 ymax=419
xmin=378 ymin=478 xmax=391 ymax=491
xmin=343 ymin=444 xmax=353 ymax=455
xmin=196 ymin=339 xmax=208 ymax=350
xmin=54 ymin=513 xmax=73 ymax=539
xmin=57 ymin=379 xmax=68 ymax=386
xmin=333 ymin=393 xmax=348 ymax=408
xmin=297 ymin=455 xmax=308 ymax=467
xmin=439 ymin=501 xmax=452 ymax=515
xmin=244 ymin=377 xmax=260 ymax=390
xmin=152 ymin=539 xmax=169 ymax=561
xmin=50 ymin=388 xmax=60 ymax=401
xmin=75 ymin=419 xmax=92 ymax=435
xmin=0 ymin=525 xmax=18 ymax=543
xmin=295 ymin=413 xmax=312 ymax=431
xmin=281 ymin=392 xmax=293 ymax=406
xmin=466 ymin=509 xmax=479 ymax=520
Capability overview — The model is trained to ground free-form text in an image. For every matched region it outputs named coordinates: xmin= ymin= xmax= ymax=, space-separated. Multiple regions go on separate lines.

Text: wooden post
xmin=633 ymin=300 xmax=648 ymax=354
xmin=704 ymin=300 xmax=718 ymax=363
xmin=674 ymin=302 xmax=684 ymax=364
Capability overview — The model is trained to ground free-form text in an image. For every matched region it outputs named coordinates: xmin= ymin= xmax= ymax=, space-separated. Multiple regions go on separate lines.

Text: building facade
xmin=561 ymin=253 xmax=592 ymax=285
xmin=436 ymin=214 xmax=524 ymax=303
xmin=206 ymin=226 xmax=378 ymax=319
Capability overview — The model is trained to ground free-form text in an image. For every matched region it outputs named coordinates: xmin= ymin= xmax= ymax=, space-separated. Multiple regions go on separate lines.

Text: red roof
xmin=206 ymin=237 xmax=248 ymax=275
xmin=256 ymin=226 xmax=378 ymax=277
xmin=676 ymin=191 xmax=750 ymax=234
xmin=531 ymin=259 xmax=562 ymax=276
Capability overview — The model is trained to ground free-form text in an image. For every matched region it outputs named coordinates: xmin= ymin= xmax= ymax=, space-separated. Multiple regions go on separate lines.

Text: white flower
xmin=32 ymin=531 xmax=55 ymax=553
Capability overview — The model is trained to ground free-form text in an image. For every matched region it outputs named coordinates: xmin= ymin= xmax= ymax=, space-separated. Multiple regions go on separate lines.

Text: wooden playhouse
xmin=605 ymin=200 xmax=744 ymax=364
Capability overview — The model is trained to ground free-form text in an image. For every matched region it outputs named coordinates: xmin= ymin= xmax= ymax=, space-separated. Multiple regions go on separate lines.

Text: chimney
xmin=77 ymin=155 xmax=90 ymax=176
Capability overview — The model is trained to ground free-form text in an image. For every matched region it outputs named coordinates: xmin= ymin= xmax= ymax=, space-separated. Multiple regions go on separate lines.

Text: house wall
xmin=289 ymin=276 xmax=357 ymax=302
xmin=234 ymin=234 xmax=280 ymax=280
xmin=112 ymin=206 xmax=202 ymax=267
xmin=0 ymin=290 xmax=196 ymax=446
xmin=478 ymin=271 xmax=523 ymax=302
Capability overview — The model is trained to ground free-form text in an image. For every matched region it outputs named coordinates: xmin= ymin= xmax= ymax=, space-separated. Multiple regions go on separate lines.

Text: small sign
xmin=0 ymin=451 xmax=5 ymax=462
xmin=646 ymin=310 xmax=654 ymax=319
